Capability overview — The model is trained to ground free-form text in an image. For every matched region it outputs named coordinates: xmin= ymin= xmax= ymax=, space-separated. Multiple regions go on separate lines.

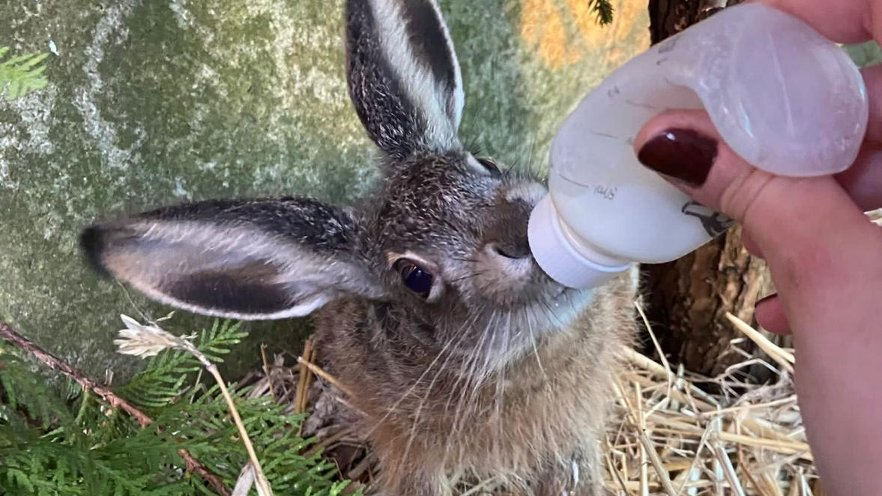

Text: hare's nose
xmin=489 ymin=240 xmax=530 ymax=260
xmin=484 ymin=241 xmax=532 ymax=279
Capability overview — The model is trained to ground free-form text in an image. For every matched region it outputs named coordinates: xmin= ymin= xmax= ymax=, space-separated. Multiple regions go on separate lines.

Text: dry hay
xmin=241 ymin=309 xmax=819 ymax=495
xmin=606 ymin=310 xmax=816 ymax=496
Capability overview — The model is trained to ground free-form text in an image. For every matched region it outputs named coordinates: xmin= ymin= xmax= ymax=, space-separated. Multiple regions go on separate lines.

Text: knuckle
xmin=718 ymin=168 xmax=776 ymax=226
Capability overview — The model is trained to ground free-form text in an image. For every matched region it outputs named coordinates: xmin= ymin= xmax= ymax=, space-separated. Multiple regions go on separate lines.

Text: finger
xmin=754 ymin=294 xmax=791 ymax=335
xmin=752 ymin=0 xmax=872 ymax=44
xmin=835 ymin=145 xmax=882 ymax=210
xmin=633 ymin=109 xmax=882 ymax=305
xmin=831 ymin=65 xmax=882 ymax=211
xmin=632 ymin=62 xmax=882 ymax=211
xmin=632 ymin=109 xmax=764 ymax=220
xmin=859 ymin=64 xmax=882 ymax=145
xmin=627 ymin=53 xmax=882 ymax=206
xmin=741 ymin=230 xmax=763 ymax=258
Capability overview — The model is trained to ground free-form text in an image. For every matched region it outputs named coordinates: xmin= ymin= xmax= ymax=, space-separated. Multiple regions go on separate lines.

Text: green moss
xmin=0 ymin=0 xmax=648 ymax=380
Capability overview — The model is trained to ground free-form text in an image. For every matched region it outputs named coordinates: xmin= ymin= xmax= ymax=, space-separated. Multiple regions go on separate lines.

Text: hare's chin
xmin=545 ymin=286 xmax=592 ymax=314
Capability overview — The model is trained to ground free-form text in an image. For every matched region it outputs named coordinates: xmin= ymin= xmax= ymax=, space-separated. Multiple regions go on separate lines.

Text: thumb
xmin=633 ymin=109 xmax=880 ymax=314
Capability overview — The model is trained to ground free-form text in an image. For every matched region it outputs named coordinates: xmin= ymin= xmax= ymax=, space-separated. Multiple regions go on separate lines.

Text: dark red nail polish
xmin=637 ymin=128 xmax=718 ymax=186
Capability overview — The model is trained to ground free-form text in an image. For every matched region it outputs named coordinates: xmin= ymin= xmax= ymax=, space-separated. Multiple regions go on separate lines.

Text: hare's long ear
xmin=80 ymin=199 xmax=384 ymax=320
xmin=345 ymin=0 xmax=464 ymax=159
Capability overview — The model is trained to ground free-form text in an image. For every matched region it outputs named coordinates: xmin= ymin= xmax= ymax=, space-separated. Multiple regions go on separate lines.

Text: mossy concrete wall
xmin=1 ymin=0 xmax=648 ymax=379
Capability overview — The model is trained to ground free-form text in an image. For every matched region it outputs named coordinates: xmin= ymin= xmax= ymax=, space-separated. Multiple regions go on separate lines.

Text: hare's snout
xmin=483 ymin=242 xmax=532 ymax=277
xmin=470 ymin=242 xmax=536 ymax=306
xmin=488 ymin=241 xmax=530 ymax=260
xmin=480 ymin=189 xmax=535 ymax=275
xmin=465 ymin=180 xmax=567 ymax=305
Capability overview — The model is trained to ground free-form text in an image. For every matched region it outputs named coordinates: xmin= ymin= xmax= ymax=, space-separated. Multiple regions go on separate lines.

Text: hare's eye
xmin=477 ymin=157 xmax=501 ymax=176
xmin=393 ymin=259 xmax=433 ymax=298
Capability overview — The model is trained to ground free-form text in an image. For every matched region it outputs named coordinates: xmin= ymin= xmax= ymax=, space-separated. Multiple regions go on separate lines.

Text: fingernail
xmin=637 ymin=128 xmax=718 ymax=186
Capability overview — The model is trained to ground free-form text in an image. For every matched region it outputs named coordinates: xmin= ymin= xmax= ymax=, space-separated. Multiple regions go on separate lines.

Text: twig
xmin=0 ymin=321 xmax=153 ymax=427
xmin=614 ymin=379 xmax=678 ymax=496
xmin=179 ymin=339 xmax=274 ymax=496
xmin=635 ymin=383 xmax=649 ymax=496
xmin=725 ymin=313 xmax=795 ymax=374
xmin=295 ymin=337 xmax=315 ymax=414
xmin=296 ymin=355 xmax=355 ymax=399
xmin=260 ymin=344 xmax=276 ymax=402
xmin=0 ymin=320 xmax=231 ymax=496
xmin=180 ymin=449 xmax=230 ymax=495
xmin=346 ymin=452 xmax=376 ymax=481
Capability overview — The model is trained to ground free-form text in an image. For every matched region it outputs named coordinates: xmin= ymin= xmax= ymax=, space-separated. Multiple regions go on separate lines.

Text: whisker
xmin=528 ymin=308 xmax=546 ymax=377
xmin=449 ymin=271 xmax=487 ymax=284
xmin=448 ymin=310 xmax=496 ymax=446
xmin=363 ymin=307 xmax=480 ymax=441
xmin=403 ymin=309 xmax=483 ymax=462
xmin=449 ymin=256 xmax=481 ymax=263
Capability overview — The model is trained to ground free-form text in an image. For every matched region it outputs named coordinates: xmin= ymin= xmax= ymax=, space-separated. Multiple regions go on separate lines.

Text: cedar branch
xmin=0 ymin=320 xmax=231 ymax=496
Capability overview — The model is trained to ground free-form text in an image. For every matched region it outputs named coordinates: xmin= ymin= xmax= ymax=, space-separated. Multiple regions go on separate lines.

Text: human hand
xmin=633 ymin=1 xmax=882 ymax=493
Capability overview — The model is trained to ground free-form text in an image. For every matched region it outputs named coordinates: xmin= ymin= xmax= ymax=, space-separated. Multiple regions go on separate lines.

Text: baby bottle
xmin=528 ymin=3 xmax=868 ymax=289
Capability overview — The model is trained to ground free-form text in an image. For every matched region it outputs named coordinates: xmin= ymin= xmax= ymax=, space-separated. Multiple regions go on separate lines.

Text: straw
xmin=242 ymin=311 xmax=817 ymax=495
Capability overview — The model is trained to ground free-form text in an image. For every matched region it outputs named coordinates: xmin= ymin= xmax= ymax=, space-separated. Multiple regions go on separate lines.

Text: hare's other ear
xmin=80 ymin=199 xmax=384 ymax=320
xmin=346 ymin=0 xmax=464 ymax=159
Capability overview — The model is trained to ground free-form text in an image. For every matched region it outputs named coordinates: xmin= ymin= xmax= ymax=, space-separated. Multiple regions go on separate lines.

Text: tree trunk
xmin=641 ymin=0 xmax=782 ymax=377
xmin=647 ymin=0 xmax=734 ymax=45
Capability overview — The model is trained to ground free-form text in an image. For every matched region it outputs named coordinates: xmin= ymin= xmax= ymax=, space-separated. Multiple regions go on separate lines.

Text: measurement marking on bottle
xmin=557 ymin=175 xmax=619 ymax=201
xmin=658 ymin=37 xmax=678 ymax=54
xmin=625 ymin=99 xmax=657 ymax=110
xmin=558 ymin=174 xmax=593 ymax=188
xmin=589 ymin=130 xmax=618 ymax=139
xmin=593 ymin=185 xmax=618 ymax=200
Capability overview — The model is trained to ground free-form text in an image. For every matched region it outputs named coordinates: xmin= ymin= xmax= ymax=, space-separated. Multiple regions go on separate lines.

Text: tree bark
xmin=642 ymin=0 xmax=781 ymax=378
xmin=647 ymin=0 xmax=740 ymax=45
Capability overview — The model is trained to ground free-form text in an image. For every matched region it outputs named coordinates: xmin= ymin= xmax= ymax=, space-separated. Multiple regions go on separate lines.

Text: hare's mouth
xmin=552 ymin=286 xmax=570 ymax=299
xmin=548 ymin=285 xmax=586 ymax=307
xmin=506 ymin=285 xmax=591 ymax=337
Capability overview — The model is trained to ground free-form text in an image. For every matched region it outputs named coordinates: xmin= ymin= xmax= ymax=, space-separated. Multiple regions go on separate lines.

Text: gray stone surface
xmin=1 ymin=0 xmax=648 ymax=379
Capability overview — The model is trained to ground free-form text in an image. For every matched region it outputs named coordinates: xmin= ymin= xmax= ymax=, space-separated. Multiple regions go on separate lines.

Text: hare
xmin=80 ymin=0 xmax=639 ymax=494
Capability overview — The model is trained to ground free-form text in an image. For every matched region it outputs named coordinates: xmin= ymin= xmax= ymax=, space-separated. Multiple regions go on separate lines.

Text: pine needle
xmin=0 ymin=46 xmax=48 ymax=100
xmin=588 ymin=0 xmax=615 ymax=25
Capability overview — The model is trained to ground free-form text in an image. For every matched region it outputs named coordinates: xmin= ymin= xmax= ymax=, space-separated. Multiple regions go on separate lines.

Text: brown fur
xmin=317 ymin=272 xmax=636 ymax=495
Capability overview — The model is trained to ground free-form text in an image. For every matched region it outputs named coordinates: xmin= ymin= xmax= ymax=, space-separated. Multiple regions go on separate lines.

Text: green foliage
xmin=589 ymin=0 xmax=615 ymax=25
xmin=0 ymin=320 xmax=358 ymax=496
xmin=0 ymin=46 xmax=48 ymax=100
xmin=844 ymin=41 xmax=882 ymax=68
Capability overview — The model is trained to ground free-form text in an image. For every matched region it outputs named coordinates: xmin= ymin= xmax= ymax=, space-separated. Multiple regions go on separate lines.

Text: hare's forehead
xmin=374 ymin=160 xmax=498 ymax=237
xmin=388 ymin=161 xmax=496 ymax=206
